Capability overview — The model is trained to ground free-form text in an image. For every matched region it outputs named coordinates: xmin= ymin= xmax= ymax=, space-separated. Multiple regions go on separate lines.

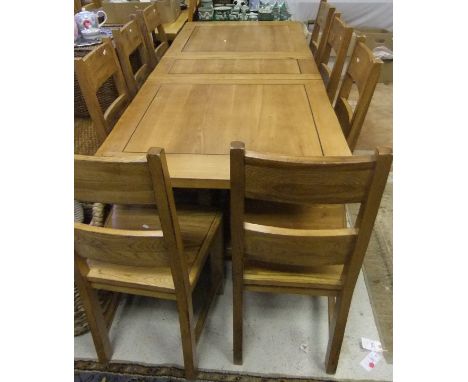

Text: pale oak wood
xmin=97 ymin=153 xmax=231 ymax=189
xmin=103 ymin=204 xmax=222 ymax=292
xmin=187 ymin=0 xmax=198 ymax=22
xmin=96 ymin=78 xmax=347 ymax=187
xmin=75 ymin=0 xmax=82 ymax=13
xmin=184 ymin=25 xmax=304 ymax=53
xmin=335 ymin=37 xmax=382 ymax=151
xmin=244 ymin=264 xmax=344 ymax=290
xmin=243 ymin=151 xmax=374 ymax=204
xmin=245 ymin=284 xmax=338 ymax=296
xmin=96 ymin=23 xmax=351 ymax=188
xmin=134 ymin=4 xmax=169 ymax=70
xmin=74 ymin=154 xmax=155 ymax=205
xmin=162 ymin=9 xmax=188 ymax=40
xmin=147 ymin=75 xmax=323 ymax=83
xmin=123 ymin=83 xmax=323 ymax=156
xmin=230 ymin=142 xmax=392 ymax=374
xmin=75 ymin=223 xmax=168 ymax=267
xmin=316 ymin=15 xmax=353 ymax=102
xmin=244 ymin=200 xmax=347 ymax=230
xmin=310 ymin=0 xmax=336 ymax=61
xmin=160 ymin=58 xmax=318 ymax=75
xmin=75 ymin=255 xmax=112 ymax=363
xmin=76 ymin=0 xmax=102 ymax=12
xmin=74 ymin=40 xmax=131 ymax=144
xmin=146 ymin=147 xmax=197 ymax=379
xmin=113 ymin=20 xmax=151 ymax=98
xmin=244 ymin=224 xmax=358 ymax=267
xmin=74 ymin=150 xmax=224 ymax=379
xmin=325 ymin=147 xmax=392 ymax=373
xmin=166 ymin=22 xmax=312 ymax=60
xmin=304 ymin=83 xmax=352 ymax=156
xmin=170 ymin=58 xmax=300 ymax=74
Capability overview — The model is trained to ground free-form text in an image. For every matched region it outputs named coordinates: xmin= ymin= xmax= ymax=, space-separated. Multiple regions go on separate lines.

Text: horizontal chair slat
xmin=74 ymin=155 xmax=156 ymax=204
xmin=244 ymin=223 xmax=358 ymax=267
xmin=74 ymin=223 xmax=169 ymax=267
xmin=244 ymin=153 xmax=375 ymax=204
xmin=83 ymin=43 xmax=119 ymax=92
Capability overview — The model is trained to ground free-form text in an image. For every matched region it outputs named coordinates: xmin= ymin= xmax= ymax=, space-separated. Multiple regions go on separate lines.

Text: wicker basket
xmin=74 ymin=202 xmax=120 ymax=336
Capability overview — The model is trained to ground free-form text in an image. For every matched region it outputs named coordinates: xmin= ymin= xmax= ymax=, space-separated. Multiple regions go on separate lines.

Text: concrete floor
xmin=75 ymin=263 xmax=393 ymax=381
xmin=355 ymin=84 xmax=393 ymax=150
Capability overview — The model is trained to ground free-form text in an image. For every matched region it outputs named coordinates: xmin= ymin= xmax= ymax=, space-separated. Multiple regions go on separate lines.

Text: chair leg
xmin=210 ymin=223 xmax=224 ymax=295
xmin=233 ymin=271 xmax=243 ymax=365
xmin=328 ymin=296 xmax=336 ymax=332
xmin=325 ymin=292 xmax=353 ymax=374
xmin=193 ymin=224 xmax=224 ymax=344
xmin=176 ymin=294 xmax=197 ymax=380
xmin=74 ymin=266 xmax=112 ymax=363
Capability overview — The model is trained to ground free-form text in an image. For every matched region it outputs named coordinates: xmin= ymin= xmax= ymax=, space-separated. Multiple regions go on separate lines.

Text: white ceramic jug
xmin=74 ymin=8 xmax=107 ymax=40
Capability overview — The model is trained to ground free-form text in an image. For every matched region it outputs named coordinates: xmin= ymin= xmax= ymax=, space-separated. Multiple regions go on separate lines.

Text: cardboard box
xmin=102 ymin=0 xmax=181 ymax=24
xmin=355 ymin=28 xmax=393 ymax=84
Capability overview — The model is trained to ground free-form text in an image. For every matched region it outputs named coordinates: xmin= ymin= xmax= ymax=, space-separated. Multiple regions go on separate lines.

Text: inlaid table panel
xmin=166 ymin=22 xmax=313 ymax=59
xmin=169 ymin=59 xmax=302 ymax=74
xmin=125 ymin=83 xmax=323 ymax=155
xmin=151 ymin=57 xmax=320 ymax=78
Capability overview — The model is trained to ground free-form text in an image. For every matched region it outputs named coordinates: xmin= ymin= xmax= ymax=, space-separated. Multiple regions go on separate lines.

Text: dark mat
xmin=75 ymin=360 xmax=379 ymax=382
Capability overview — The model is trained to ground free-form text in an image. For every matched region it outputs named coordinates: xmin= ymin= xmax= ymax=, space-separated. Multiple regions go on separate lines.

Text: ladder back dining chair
xmin=112 ymin=19 xmax=152 ymax=98
xmin=335 ymin=36 xmax=382 ymax=151
xmin=75 ymin=0 xmax=102 ymax=13
xmin=74 ymin=148 xmax=224 ymax=380
xmin=310 ymin=0 xmax=336 ymax=63
xmin=230 ymin=141 xmax=392 ymax=374
xmin=316 ymin=14 xmax=353 ymax=103
xmin=74 ymin=39 xmax=131 ymax=145
xmin=133 ymin=4 xmax=169 ymax=70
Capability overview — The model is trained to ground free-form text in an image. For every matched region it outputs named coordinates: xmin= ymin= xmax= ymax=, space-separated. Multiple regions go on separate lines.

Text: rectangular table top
xmin=97 ymin=22 xmax=351 ymax=189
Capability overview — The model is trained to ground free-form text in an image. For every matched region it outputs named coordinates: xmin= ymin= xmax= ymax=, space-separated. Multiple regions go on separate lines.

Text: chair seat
xmin=243 ymin=200 xmax=347 ymax=291
xmin=86 ymin=204 xmax=222 ymax=296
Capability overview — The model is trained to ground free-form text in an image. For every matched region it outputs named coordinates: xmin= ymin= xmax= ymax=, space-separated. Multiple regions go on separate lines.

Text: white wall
xmin=288 ymin=0 xmax=393 ymax=31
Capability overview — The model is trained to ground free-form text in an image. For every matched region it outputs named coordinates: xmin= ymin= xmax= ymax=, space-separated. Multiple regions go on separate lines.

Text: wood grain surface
xmin=96 ymin=22 xmax=352 ymax=188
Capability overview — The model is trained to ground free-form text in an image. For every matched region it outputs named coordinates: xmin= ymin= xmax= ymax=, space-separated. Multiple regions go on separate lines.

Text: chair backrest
xmin=76 ymin=0 xmax=102 ymax=12
xmin=74 ymin=148 xmax=190 ymax=281
xmin=230 ymin=141 xmax=392 ymax=285
xmin=112 ymin=19 xmax=152 ymax=98
xmin=74 ymin=40 xmax=131 ymax=144
xmin=317 ymin=14 xmax=353 ymax=103
xmin=334 ymin=37 xmax=382 ymax=151
xmin=134 ymin=4 xmax=169 ymax=70
xmin=74 ymin=0 xmax=82 ymax=13
xmin=310 ymin=0 xmax=336 ymax=62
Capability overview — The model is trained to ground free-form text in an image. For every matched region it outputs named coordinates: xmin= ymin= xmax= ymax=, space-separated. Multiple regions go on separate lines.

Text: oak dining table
xmin=96 ymin=21 xmax=351 ymax=189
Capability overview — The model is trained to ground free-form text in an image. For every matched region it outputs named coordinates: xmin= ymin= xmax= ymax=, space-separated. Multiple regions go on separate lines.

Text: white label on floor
xmin=360 ymin=351 xmax=382 ymax=371
xmin=361 ymin=337 xmax=383 ymax=352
